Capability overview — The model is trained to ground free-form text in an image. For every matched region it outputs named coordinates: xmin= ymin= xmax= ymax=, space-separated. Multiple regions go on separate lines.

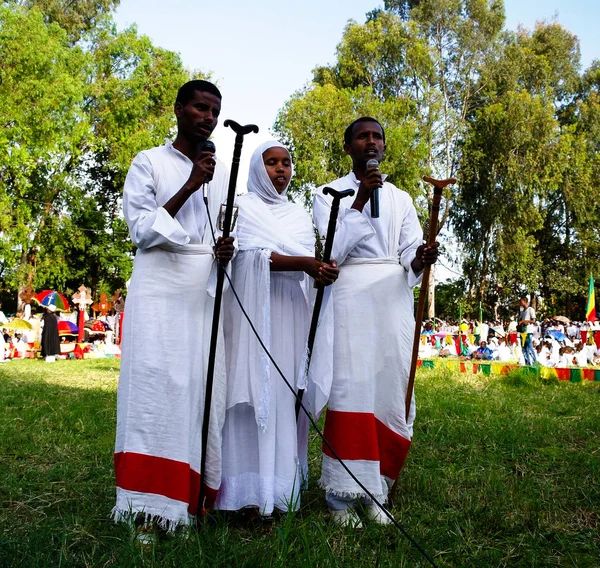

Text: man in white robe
xmin=313 ymin=117 xmax=439 ymax=527
xmin=114 ymin=80 xmax=234 ymax=531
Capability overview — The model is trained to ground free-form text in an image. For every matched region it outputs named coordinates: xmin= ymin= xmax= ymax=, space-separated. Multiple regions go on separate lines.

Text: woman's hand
xmin=305 ymin=258 xmax=339 ymax=286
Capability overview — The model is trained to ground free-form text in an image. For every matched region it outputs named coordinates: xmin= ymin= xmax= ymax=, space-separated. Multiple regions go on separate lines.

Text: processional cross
xmin=72 ymin=285 xmax=93 ymax=343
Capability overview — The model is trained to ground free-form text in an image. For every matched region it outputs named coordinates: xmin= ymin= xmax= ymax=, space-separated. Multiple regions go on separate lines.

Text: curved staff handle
xmin=220 ymin=120 xmax=259 ymax=239
xmin=404 ymin=176 xmax=456 ymax=419
xmin=198 ymin=119 xmax=258 ymax=518
xmin=223 ymin=119 xmax=260 ymax=136
xmin=295 ymin=187 xmax=355 ymax=420
xmin=320 ymin=187 xmax=355 ymax=264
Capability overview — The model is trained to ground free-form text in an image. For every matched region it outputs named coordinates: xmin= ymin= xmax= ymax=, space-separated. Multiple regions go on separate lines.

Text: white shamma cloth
xmin=215 ymin=141 xmax=333 ymax=515
xmin=313 ymin=172 xmax=423 ymax=503
xmin=114 ymin=141 xmax=229 ymax=529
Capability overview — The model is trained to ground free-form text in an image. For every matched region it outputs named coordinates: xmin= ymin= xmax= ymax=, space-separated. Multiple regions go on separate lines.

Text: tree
xmin=0 ymin=5 xmax=90 ymax=302
xmin=8 ymin=0 xmax=120 ymax=42
xmin=275 ymin=83 xmax=425 ymax=208
xmin=453 ymin=22 xmax=600 ymax=318
xmin=0 ymin=4 xmax=196 ymax=307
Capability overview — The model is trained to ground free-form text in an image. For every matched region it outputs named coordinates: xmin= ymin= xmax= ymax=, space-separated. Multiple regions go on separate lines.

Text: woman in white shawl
xmin=216 ymin=141 xmax=337 ymax=516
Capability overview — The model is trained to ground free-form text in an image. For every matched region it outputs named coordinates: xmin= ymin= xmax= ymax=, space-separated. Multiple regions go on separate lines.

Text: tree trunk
xmin=427 ymin=265 xmax=435 ymax=319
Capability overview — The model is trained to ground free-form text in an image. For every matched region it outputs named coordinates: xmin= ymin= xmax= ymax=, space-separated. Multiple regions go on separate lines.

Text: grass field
xmin=1 ymin=359 xmax=599 ymax=567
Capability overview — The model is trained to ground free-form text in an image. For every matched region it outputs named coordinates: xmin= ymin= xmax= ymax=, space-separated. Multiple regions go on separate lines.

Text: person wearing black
xmin=41 ymin=304 xmax=60 ymax=363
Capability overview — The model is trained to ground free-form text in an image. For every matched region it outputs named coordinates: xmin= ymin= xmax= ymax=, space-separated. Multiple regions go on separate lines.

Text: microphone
xmin=200 ymin=140 xmax=216 ymax=201
xmin=366 ymin=158 xmax=380 ymax=218
xmin=201 ymin=139 xmax=216 ymax=154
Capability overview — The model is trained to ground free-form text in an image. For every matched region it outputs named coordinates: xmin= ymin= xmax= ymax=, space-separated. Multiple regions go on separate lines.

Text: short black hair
xmin=344 ymin=117 xmax=386 ymax=145
xmin=176 ymin=80 xmax=222 ymax=106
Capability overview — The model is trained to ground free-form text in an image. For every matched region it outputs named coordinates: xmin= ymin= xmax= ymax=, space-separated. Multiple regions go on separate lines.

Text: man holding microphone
xmin=313 ymin=117 xmax=439 ymax=527
xmin=114 ymin=80 xmax=234 ymax=537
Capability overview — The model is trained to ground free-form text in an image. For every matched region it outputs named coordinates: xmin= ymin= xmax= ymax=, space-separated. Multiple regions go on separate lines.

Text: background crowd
xmin=419 ymin=315 xmax=600 ymax=367
xmin=0 ymin=303 xmax=121 ymax=363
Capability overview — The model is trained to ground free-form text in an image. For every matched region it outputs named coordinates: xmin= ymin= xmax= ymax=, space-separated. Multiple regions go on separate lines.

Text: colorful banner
xmin=586 ymin=275 xmax=596 ymax=322
xmin=419 ymin=359 xmax=600 ymax=382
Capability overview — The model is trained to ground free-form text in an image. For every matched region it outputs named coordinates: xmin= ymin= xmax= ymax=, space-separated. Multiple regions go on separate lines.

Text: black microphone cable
xmin=203 ymin=196 xmax=439 ymax=568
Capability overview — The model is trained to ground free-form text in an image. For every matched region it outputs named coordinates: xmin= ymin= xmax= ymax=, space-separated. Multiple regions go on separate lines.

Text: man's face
xmin=520 ymin=298 xmax=527 ymax=308
xmin=175 ymin=90 xmax=221 ymax=143
xmin=344 ymin=121 xmax=385 ymax=167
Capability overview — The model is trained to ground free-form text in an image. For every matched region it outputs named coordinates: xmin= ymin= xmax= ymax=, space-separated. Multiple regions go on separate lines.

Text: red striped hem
xmin=322 ymin=410 xmax=411 ymax=479
xmin=114 ymin=452 xmax=218 ymax=514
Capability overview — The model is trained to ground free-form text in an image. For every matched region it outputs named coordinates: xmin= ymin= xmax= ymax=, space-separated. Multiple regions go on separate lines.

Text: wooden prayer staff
xmin=404 ymin=176 xmax=456 ymax=419
xmin=198 ymin=120 xmax=258 ymax=517
xmin=389 ymin=176 xmax=456 ymax=505
xmin=295 ymin=187 xmax=355 ymax=420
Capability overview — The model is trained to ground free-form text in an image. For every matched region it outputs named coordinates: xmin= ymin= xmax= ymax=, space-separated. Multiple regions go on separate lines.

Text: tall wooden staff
xmin=197 ymin=120 xmax=258 ymax=516
xmin=404 ymin=176 xmax=456 ymax=420
xmin=390 ymin=176 xmax=455 ymax=504
xmin=295 ymin=187 xmax=355 ymax=420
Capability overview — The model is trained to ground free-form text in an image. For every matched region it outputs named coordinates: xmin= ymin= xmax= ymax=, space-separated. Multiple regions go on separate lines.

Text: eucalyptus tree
xmin=0 ymin=4 xmax=194 ymax=307
xmin=453 ymin=22 xmax=598 ymax=317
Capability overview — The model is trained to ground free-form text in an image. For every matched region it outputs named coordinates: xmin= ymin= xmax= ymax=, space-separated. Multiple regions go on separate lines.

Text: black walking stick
xmin=295 ymin=187 xmax=355 ymax=420
xmin=197 ymin=120 xmax=258 ymax=517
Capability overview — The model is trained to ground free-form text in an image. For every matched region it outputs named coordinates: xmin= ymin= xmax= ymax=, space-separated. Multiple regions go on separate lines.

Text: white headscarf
xmin=247 ymin=141 xmax=294 ymax=205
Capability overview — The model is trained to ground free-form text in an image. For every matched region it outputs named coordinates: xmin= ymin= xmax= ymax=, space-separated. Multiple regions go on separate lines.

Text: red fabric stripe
xmin=322 ymin=410 xmax=411 ymax=480
xmin=114 ymin=452 xmax=218 ymax=514
xmin=556 ymin=367 xmax=570 ymax=381
xmin=375 ymin=419 xmax=412 ymax=479
xmin=583 ymin=368 xmax=595 ymax=381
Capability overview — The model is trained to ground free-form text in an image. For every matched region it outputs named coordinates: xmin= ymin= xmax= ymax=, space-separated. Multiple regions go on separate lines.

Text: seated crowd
xmin=419 ymin=317 xmax=600 ymax=367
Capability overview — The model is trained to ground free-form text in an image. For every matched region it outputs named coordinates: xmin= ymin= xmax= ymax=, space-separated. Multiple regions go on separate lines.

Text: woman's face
xmin=262 ymin=146 xmax=292 ymax=194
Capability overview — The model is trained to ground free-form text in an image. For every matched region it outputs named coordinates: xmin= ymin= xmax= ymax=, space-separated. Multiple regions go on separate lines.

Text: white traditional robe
xmin=314 ymin=172 xmax=423 ymax=502
xmin=216 ymin=141 xmax=332 ymax=514
xmin=114 ymin=140 xmax=229 ymax=528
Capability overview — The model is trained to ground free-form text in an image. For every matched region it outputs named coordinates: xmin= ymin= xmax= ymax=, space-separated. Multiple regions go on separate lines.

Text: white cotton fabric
xmin=216 ymin=141 xmax=333 ymax=514
xmin=114 ymin=141 xmax=229 ymax=527
xmin=313 ymin=172 xmax=423 ymax=501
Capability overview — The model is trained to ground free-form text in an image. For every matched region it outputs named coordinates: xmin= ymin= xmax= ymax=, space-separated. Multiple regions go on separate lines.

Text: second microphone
xmin=366 ymin=158 xmax=380 ymax=218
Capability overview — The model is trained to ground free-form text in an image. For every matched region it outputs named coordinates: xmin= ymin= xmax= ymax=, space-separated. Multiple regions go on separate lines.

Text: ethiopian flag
xmin=586 ymin=275 xmax=596 ymax=322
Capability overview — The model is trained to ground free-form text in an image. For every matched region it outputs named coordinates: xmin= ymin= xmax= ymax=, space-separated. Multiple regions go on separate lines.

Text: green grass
xmin=1 ymin=360 xmax=599 ymax=567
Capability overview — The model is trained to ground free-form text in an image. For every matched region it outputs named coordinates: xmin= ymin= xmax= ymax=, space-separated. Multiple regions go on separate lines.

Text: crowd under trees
xmin=1 ymin=0 xmax=598 ymax=321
